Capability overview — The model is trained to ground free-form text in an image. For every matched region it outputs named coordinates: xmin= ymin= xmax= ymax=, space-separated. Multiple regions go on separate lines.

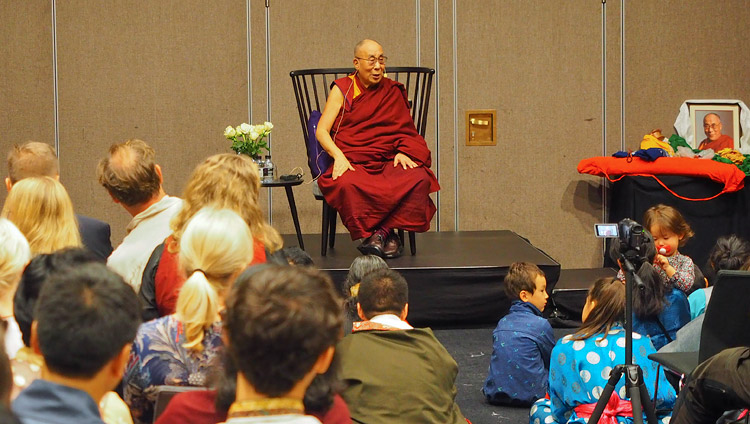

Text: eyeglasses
xmin=703 ymin=123 xmax=720 ymax=130
xmin=355 ymin=56 xmax=387 ymax=66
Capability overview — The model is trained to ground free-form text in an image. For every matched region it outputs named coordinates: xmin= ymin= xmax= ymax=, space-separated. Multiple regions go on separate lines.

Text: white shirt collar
xmin=369 ymin=314 xmax=413 ymax=330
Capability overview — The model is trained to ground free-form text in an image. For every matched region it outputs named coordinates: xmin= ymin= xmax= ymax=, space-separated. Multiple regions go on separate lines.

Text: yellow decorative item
xmin=640 ymin=129 xmax=674 ymax=156
xmin=717 ymin=148 xmax=745 ymax=165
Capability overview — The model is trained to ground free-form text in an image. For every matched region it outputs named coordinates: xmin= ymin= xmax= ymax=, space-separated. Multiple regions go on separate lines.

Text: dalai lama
xmin=316 ymin=39 xmax=440 ymax=259
xmin=698 ymin=113 xmax=734 ymax=151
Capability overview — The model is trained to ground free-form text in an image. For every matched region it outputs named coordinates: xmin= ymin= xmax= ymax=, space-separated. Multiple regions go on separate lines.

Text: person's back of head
xmin=0 ymin=218 xmax=31 ymax=299
xmin=357 ymin=268 xmax=408 ymax=320
xmin=1 ymin=177 xmax=81 ymax=254
xmin=225 ymin=265 xmax=342 ymax=398
xmin=573 ymin=277 xmax=625 ymax=341
xmin=14 ymin=248 xmax=99 ymax=347
xmin=96 ymin=139 xmax=162 ymax=207
xmin=343 ymin=255 xmax=388 ymax=316
xmin=503 ymin=262 xmax=544 ymax=301
xmin=34 ymin=262 xmax=140 ymax=379
xmin=6 ymin=142 xmax=58 ymax=187
xmin=177 ymin=207 xmax=254 ymax=352
xmin=279 ymin=246 xmax=315 ymax=267
xmin=706 ymin=235 xmax=750 ymax=284
xmin=607 ymin=228 xmax=665 ymax=318
xmin=170 ymin=153 xmax=282 ymax=253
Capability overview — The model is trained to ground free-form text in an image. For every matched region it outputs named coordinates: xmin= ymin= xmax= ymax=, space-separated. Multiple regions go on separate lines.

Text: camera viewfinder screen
xmin=595 ymin=223 xmax=618 ymax=238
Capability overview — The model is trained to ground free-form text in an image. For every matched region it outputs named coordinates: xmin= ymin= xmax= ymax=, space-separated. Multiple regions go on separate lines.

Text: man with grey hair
xmin=6 ymin=141 xmax=113 ymax=260
xmin=97 ymin=139 xmax=182 ymax=291
xmin=698 ymin=113 xmax=734 ymax=151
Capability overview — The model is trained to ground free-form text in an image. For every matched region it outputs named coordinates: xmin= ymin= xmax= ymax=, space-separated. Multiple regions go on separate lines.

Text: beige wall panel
xmin=268 ymin=0 xmax=417 ymax=237
xmin=55 ymin=1 xmax=249 ymax=244
xmin=0 ymin=1 xmax=54 ymax=206
xmin=456 ymin=1 xmax=604 ymax=267
xmin=624 ymin=0 xmax=750 ymax=151
xmin=436 ymin=1 xmax=458 ymax=232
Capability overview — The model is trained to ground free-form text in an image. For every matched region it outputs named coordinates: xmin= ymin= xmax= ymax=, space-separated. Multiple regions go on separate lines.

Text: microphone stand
xmin=587 ymin=253 xmax=658 ymax=424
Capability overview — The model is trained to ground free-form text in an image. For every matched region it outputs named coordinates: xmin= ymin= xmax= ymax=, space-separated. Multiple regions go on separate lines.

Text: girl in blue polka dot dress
xmin=529 ymin=277 xmax=676 ymax=424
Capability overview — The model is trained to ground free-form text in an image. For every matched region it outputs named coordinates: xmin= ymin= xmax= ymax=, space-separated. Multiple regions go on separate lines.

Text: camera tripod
xmin=588 ymin=254 xmax=658 ymax=424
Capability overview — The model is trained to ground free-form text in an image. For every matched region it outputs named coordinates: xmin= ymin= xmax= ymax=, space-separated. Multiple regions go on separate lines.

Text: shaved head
xmin=354 ymin=39 xmax=382 ymax=57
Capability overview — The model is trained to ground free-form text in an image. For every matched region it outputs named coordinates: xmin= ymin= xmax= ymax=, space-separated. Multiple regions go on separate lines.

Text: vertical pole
xmin=265 ymin=0 xmax=273 ymax=223
xmin=452 ymin=0 xmax=459 ymax=231
xmin=51 ymin=0 xmax=60 ymax=157
xmin=601 ymin=0 xmax=608 ymax=263
xmin=434 ymin=0 xmax=440 ymax=231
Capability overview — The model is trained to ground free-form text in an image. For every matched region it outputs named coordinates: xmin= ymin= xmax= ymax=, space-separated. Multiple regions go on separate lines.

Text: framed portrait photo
xmin=688 ymin=103 xmax=741 ymax=151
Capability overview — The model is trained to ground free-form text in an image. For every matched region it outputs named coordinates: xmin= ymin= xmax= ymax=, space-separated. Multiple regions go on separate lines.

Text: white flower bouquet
xmin=224 ymin=121 xmax=273 ymax=157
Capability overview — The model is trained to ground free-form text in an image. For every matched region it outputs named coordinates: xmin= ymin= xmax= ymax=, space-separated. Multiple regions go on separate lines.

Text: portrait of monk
xmin=315 ymin=39 xmax=440 ymax=259
xmin=698 ymin=112 xmax=734 ymax=151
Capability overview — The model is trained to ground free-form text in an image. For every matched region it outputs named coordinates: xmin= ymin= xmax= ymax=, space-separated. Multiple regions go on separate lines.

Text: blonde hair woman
xmin=139 ymin=153 xmax=282 ymax=320
xmin=0 ymin=219 xmax=30 ymax=359
xmin=124 ymin=207 xmax=254 ymax=424
xmin=1 ymin=177 xmax=80 ymax=255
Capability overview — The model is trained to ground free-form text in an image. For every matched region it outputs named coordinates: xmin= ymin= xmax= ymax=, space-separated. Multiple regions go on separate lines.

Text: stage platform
xmin=281 ymin=230 xmax=560 ymax=327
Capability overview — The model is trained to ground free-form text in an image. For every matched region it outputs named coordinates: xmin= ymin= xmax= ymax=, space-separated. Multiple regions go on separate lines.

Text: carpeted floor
xmin=434 ymin=326 xmax=576 ymax=424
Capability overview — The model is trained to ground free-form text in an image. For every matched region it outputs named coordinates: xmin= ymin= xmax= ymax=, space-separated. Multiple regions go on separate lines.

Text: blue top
xmin=633 ymin=287 xmax=691 ymax=351
xmin=688 ymin=287 xmax=712 ymax=320
xmin=13 ymin=379 xmax=104 ymax=424
xmin=483 ymin=301 xmax=555 ymax=405
xmin=123 ymin=315 xmax=224 ymax=424
xmin=530 ymin=326 xmax=676 ymax=424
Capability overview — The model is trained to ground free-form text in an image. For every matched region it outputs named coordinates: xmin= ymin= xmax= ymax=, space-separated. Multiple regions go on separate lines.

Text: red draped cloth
xmin=317 ymin=75 xmax=440 ymax=240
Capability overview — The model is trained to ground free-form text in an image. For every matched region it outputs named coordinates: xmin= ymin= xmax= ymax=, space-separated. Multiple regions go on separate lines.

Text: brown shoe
xmin=357 ymin=232 xmax=385 ymax=257
xmin=383 ymin=232 xmax=403 ymax=259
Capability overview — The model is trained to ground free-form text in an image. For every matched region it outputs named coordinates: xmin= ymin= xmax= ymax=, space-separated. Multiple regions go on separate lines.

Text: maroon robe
xmin=698 ymin=134 xmax=734 ymax=151
xmin=317 ymin=75 xmax=440 ymax=240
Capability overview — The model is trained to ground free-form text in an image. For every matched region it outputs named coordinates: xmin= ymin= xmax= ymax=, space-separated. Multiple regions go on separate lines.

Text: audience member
xmin=123 ymin=207 xmax=254 ymax=424
xmin=671 ymin=346 xmax=750 ymax=424
xmin=643 ymin=204 xmax=697 ymax=293
xmin=155 ymin=349 xmax=350 ymax=424
xmin=342 ymin=255 xmax=388 ymax=325
xmin=0 ymin=326 xmax=13 ymax=408
xmin=6 ymin=142 xmax=112 ymax=260
xmin=12 ymin=262 xmax=140 ymax=424
xmin=611 ymin=234 xmax=690 ymax=351
xmin=0 ymin=219 xmax=30 ymax=359
xmin=267 ymin=246 xmax=314 ymax=267
xmin=1 ymin=177 xmax=81 ymax=255
xmin=692 ymin=235 xmax=750 ymax=318
xmin=222 ymin=265 xmax=342 ymax=423
xmin=337 ymin=268 xmax=466 ymax=423
xmin=483 ymin=262 xmax=554 ymax=406
xmin=530 ymin=277 xmax=676 ymax=424
xmin=0 ymin=325 xmax=21 ymax=424
xmin=10 ymin=248 xmax=132 ymax=424
xmin=660 ymin=235 xmax=750 ymax=354
xmin=139 ymin=153 xmax=282 ymax=320
xmin=97 ymin=139 xmax=183 ymax=291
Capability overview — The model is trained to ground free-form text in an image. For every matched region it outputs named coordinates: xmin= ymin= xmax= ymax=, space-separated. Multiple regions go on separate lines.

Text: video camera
xmin=595 ymin=218 xmax=649 ymax=266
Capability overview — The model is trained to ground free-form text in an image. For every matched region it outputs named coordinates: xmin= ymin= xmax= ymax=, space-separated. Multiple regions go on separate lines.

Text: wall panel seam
xmin=452 ymin=0 xmax=458 ymax=230
xmin=51 ymin=0 xmax=60 ymax=157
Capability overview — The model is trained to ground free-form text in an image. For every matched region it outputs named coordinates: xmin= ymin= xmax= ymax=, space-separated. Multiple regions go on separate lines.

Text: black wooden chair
xmin=648 ymin=270 xmax=750 ymax=376
xmin=290 ymin=67 xmax=435 ymax=256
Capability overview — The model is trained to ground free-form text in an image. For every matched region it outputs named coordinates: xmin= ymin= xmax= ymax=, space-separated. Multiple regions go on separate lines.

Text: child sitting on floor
xmin=529 ymin=277 xmax=676 ymax=424
xmin=643 ymin=204 xmax=697 ymax=293
xmin=483 ymin=262 xmax=554 ymax=406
